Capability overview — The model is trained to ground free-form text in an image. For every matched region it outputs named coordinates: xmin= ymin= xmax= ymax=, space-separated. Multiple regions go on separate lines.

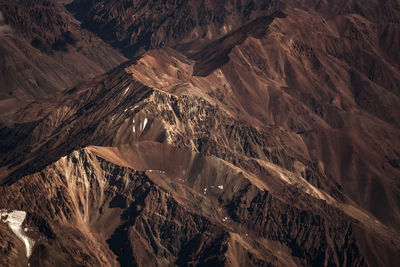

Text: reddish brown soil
xmin=0 ymin=0 xmax=399 ymax=266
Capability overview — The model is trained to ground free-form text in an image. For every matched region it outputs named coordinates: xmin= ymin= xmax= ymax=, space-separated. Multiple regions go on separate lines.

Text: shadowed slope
xmin=0 ymin=0 xmax=126 ymax=116
xmin=0 ymin=0 xmax=400 ymax=266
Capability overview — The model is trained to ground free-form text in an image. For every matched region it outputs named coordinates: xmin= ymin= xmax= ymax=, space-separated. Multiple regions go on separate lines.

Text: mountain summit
xmin=0 ymin=0 xmax=399 ymax=266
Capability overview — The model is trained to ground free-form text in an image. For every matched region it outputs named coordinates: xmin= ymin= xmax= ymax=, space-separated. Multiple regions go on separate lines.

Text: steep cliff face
xmin=0 ymin=52 xmax=399 ymax=265
xmin=120 ymin=2 xmax=400 ymax=230
xmin=0 ymin=145 xmax=397 ymax=266
xmin=0 ymin=66 xmax=153 ymax=185
xmin=1 ymin=0 xmax=400 ymax=266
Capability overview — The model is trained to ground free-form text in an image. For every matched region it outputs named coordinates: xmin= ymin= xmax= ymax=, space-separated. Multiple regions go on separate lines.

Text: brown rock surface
xmin=0 ymin=0 xmax=400 ymax=266
xmin=0 ymin=0 xmax=126 ymax=115
xmin=0 ymin=146 xmax=397 ymax=266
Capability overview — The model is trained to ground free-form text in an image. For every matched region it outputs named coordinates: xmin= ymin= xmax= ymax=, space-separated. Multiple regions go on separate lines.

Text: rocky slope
xmin=0 ymin=0 xmax=126 ymax=116
xmin=0 ymin=143 xmax=398 ymax=266
xmin=0 ymin=0 xmax=400 ymax=266
xmin=0 ymin=46 xmax=399 ymax=265
xmin=66 ymin=0 xmax=281 ymax=57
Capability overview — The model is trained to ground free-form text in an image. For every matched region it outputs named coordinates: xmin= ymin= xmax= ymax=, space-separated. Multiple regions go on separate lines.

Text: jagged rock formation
xmin=0 ymin=0 xmax=400 ymax=266
xmin=0 ymin=145 xmax=397 ymax=266
xmin=66 ymin=0 xmax=280 ymax=57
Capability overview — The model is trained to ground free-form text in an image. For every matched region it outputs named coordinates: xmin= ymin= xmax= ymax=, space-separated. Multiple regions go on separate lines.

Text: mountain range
xmin=0 ymin=0 xmax=399 ymax=266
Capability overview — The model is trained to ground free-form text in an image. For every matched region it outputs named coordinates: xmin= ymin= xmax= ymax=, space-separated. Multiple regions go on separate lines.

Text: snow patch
xmin=142 ymin=118 xmax=148 ymax=131
xmin=138 ymin=118 xmax=148 ymax=132
xmin=222 ymin=217 xmax=228 ymax=222
xmin=218 ymin=185 xmax=224 ymax=190
xmin=147 ymin=170 xmax=166 ymax=174
xmin=0 ymin=210 xmax=34 ymax=258
xmin=123 ymin=86 xmax=130 ymax=95
xmin=132 ymin=125 xmax=136 ymax=133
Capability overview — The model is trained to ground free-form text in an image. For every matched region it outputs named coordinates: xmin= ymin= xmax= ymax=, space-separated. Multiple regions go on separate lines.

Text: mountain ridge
xmin=0 ymin=0 xmax=400 ymax=266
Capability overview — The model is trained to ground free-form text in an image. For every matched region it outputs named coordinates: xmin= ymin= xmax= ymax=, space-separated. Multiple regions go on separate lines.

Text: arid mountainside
xmin=66 ymin=0 xmax=281 ymax=57
xmin=1 ymin=142 xmax=397 ymax=266
xmin=0 ymin=0 xmax=400 ymax=266
xmin=0 ymin=0 xmax=125 ymax=115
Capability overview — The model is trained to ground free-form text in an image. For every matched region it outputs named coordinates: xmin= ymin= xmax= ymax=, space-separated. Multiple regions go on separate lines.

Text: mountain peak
xmin=0 ymin=0 xmax=400 ymax=266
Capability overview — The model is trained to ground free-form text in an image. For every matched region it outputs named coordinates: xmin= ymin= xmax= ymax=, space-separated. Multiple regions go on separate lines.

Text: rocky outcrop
xmin=67 ymin=0 xmax=280 ymax=57
xmin=1 ymin=0 xmax=400 ymax=266
xmin=0 ymin=66 xmax=152 ymax=185
xmin=0 ymin=145 xmax=397 ymax=266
